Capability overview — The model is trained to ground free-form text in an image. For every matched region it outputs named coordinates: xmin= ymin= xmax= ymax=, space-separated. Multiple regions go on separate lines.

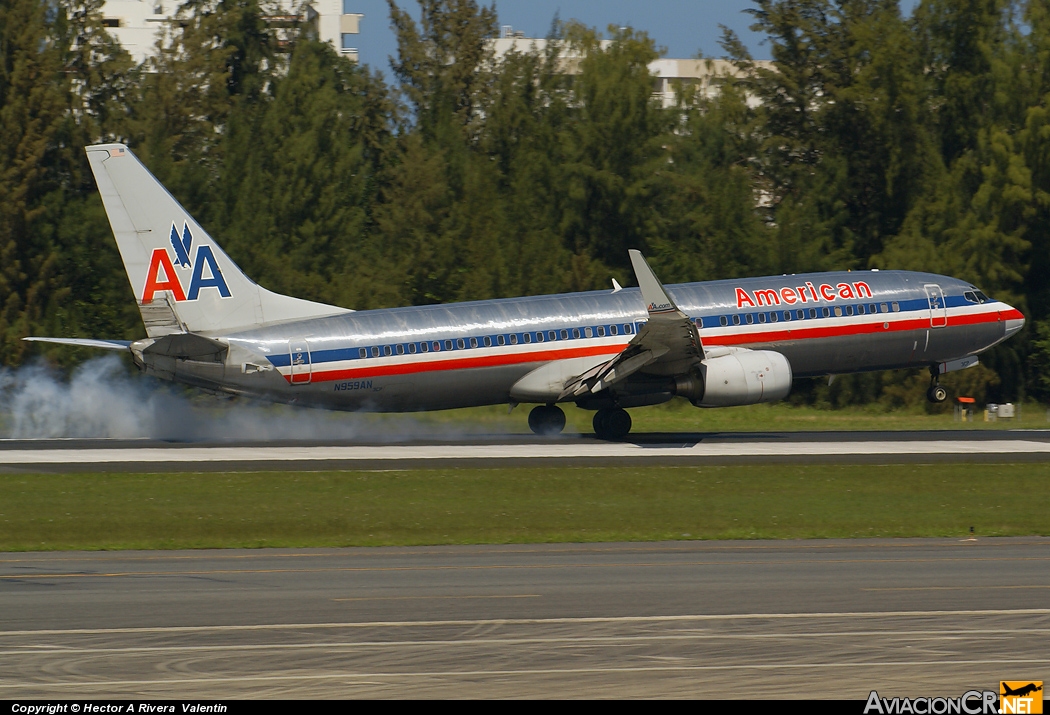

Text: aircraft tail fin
xmin=85 ymin=144 xmax=350 ymax=337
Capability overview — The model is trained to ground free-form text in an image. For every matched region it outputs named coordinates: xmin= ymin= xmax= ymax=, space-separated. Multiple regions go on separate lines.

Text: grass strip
xmin=1 ymin=464 xmax=1048 ymax=552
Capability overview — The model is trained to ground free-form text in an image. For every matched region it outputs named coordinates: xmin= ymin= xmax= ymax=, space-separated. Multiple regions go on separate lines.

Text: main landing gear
xmin=528 ymin=404 xmax=566 ymax=435
xmin=593 ymin=407 xmax=632 ymax=440
xmin=927 ymin=367 xmax=948 ymax=403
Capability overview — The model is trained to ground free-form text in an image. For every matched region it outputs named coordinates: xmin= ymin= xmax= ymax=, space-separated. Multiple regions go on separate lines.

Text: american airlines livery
xmin=25 ymin=144 xmax=1026 ymax=439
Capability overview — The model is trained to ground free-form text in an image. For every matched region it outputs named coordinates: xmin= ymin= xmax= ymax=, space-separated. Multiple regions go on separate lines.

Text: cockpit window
xmin=974 ymin=290 xmax=989 ymax=303
xmin=965 ymin=289 xmax=990 ymax=303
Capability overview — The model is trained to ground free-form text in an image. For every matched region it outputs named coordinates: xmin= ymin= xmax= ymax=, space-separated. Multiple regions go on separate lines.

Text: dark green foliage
xmin=0 ymin=0 xmax=139 ymax=365
xmin=4 ymin=0 xmax=1050 ymax=405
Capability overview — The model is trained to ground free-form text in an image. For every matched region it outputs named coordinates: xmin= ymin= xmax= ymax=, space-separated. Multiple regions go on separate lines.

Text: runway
xmin=1 ymin=538 xmax=1048 ymax=698
xmin=3 ymin=430 xmax=1050 ymax=471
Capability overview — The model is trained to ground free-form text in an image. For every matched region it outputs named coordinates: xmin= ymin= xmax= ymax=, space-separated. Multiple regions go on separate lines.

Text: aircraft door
xmin=289 ymin=340 xmax=312 ymax=384
xmin=925 ymin=284 xmax=947 ymax=328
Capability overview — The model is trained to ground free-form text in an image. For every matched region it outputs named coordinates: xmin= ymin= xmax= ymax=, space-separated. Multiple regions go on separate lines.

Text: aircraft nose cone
xmin=1002 ymin=304 xmax=1025 ymax=338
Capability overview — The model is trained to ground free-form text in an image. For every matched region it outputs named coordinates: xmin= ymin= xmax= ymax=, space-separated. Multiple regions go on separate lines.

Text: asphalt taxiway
xmin=3 ymin=430 xmax=1050 ymax=471
xmin=1 ymin=538 xmax=1048 ymax=697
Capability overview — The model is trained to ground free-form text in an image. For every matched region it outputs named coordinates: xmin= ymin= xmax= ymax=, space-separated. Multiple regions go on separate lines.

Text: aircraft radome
xmin=25 ymin=144 xmax=1026 ymax=440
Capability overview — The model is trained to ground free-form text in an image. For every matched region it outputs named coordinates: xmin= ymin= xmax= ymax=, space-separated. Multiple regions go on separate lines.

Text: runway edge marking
xmin=2 ymin=608 xmax=1050 ymax=637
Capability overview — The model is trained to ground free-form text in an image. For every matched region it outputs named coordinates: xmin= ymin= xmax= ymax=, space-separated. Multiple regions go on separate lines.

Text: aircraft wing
xmin=23 ymin=337 xmax=132 ymax=351
xmin=559 ymin=250 xmax=703 ymax=400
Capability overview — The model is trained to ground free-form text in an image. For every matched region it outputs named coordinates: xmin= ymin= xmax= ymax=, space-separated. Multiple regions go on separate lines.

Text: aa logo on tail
xmin=142 ymin=223 xmax=232 ymax=302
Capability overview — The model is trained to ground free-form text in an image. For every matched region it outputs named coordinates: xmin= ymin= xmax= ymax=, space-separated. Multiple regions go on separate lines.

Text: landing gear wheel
xmin=927 ymin=385 xmax=948 ymax=403
xmin=528 ymin=405 xmax=566 ymax=435
xmin=593 ymin=408 xmax=632 ymax=440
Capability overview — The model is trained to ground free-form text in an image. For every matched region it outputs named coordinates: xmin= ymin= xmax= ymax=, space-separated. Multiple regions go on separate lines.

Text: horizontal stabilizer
xmin=143 ymin=333 xmax=227 ymax=362
xmin=23 ymin=337 xmax=131 ymax=351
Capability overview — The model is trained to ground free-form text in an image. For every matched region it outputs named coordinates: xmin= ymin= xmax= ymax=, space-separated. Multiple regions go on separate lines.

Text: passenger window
xmin=834 ymin=307 xmax=842 ymax=317
xmin=822 ymin=307 xmax=830 ymax=318
xmin=359 ymin=348 xmax=367 ymax=359
xmin=770 ymin=312 xmax=778 ymax=323
xmin=720 ymin=316 xmax=728 ymax=327
xmin=422 ymin=342 xmax=430 ymax=353
xmin=456 ymin=339 xmax=465 ymax=350
xmin=610 ymin=325 xmax=618 ymax=336
xmin=624 ymin=324 xmax=633 ymax=334
xmin=409 ymin=343 xmax=417 ymax=354
xmin=524 ymin=333 xmax=532 ymax=344
xmin=371 ymin=347 xmax=379 ymax=357
xmin=396 ymin=344 xmax=405 ymax=355
xmin=746 ymin=314 xmax=754 ymax=324
xmin=483 ymin=336 xmax=491 ymax=347
xmin=384 ymin=345 xmax=392 ymax=356
xmin=732 ymin=314 xmax=741 ymax=326
xmin=891 ymin=302 xmax=900 ymax=312
xmin=560 ymin=330 xmax=568 ymax=340
xmin=585 ymin=327 xmax=593 ymax=338
xmin=469 ymin=337 xmax=478 ymax=348
xmin=809 ymin=309 xmax=817 ymax=319
xmin=845 ymin=305 xmax=853 ymax=316
xmin=509 ymin=334 xmax=518 ymax=345
xmin=572 ymin=328 xmax=580 ymax=339
xmin=536 ymin=331 xmax=545 ymax=342
xmin=597 ymin=326 xmax=606 ymax=337
xmin=880 ymin=303 xmax=888 ymax=313
xmin=796 ymin=310 xmax=804 ymax=320
xmin=758 ymin=313 xmax=766 ymax=323
xmin=497 ymin=335 xmax=505 ymax=346
xmin=548 ymin=331 xmax=556 ymax=340
xmin=783 ymin=311 xmax=791 ymax=322
xmin=445 ymin=340 xmax=453 ymax=350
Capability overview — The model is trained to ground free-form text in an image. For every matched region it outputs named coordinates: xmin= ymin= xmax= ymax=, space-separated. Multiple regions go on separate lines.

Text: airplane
xmin=1002 ymin=683 xmax=1043 ymax=698
xmin=24 ymin=144 xmax=1026 ymax=439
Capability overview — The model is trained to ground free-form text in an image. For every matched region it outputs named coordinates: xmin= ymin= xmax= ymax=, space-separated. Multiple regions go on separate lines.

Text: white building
xmin=98 ymin=0 xmax=362 ymax=65
xmin=489 ymin=26 xmax=772 ymax=108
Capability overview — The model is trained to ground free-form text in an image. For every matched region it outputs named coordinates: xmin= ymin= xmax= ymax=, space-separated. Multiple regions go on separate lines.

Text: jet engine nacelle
xmin=674 ymin=350 xmax=793 ymax=407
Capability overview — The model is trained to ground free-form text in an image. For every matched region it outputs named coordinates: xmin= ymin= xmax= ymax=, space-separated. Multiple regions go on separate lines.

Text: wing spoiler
xmin=559 ymin=251 xmax=703 ymax=400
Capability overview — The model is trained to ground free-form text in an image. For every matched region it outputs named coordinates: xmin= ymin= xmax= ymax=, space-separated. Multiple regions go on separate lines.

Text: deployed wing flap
xmin=559 ymin=251 xmax=701 ymax=400
xmin=559 ymin=344 xmax=668 ymax=400
xmin=23 ymin=337 xmax=132 ymax=351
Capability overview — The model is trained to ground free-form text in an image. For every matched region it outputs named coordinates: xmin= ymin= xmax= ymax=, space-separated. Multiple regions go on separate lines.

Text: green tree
xmin=219 ymin=38 xmax=396 ymax=308
xmin=1 ymin=0 xmax=136 ymax=366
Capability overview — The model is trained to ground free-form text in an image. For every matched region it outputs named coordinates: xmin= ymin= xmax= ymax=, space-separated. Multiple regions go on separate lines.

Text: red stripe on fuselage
xmin=281 ymin=307 xmax=1007 ymax=384
xmin=292 ymin=344 xmax=623 ymax=385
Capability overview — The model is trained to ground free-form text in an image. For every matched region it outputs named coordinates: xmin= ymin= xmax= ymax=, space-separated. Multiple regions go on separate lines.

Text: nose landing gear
xmin=528 ymin=404 xmax=566 ymax=435
xmin=927 ymin=367 xmax=948 ymax=403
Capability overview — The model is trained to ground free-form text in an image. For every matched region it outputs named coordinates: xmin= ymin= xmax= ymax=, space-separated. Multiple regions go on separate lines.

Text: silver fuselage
xmin=141 ymin=270 xmax=1023 ymax=411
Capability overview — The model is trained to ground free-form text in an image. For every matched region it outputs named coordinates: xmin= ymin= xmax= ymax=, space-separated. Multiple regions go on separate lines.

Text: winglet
xmin=629 ymin=250 xmax=680 ymax=317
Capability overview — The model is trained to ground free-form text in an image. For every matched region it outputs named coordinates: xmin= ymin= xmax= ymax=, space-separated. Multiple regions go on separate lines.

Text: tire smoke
xmin=0 ymin=355 xmax=476 ymax=442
